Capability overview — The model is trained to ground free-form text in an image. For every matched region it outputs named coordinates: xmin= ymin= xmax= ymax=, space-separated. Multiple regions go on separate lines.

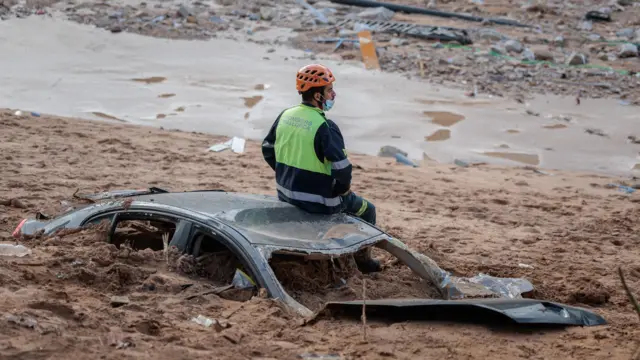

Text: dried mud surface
xmin=1 ymin=110 xmax=640 ymax=359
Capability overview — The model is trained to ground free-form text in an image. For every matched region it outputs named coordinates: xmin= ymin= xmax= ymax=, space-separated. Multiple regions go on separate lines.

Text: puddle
xmin=423 ymin=111 xmax=465 ymax=127
xmin=132 ymin=76 xmax=166 ymax=84
xmin=543 ymin=124 xmax=568 ymax=129
xmin=91 ymin=112 xmax=124 ymax=122
xmin=243 ymin=95 xmax=264 ymax=108
xmin=482 ymin=152 xmax=540 ymax=166
xmin=2 ymin=17 xmax=639 ymax=176
xmin=425 ymin=129 xmax=451 ymax=142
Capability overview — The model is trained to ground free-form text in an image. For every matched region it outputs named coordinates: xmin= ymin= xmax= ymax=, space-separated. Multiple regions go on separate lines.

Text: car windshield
xmin=215 ymin=207 xmax=383 ymax=251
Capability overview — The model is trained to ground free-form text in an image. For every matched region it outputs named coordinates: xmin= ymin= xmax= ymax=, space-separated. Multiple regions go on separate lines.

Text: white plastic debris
xmin=191 ymin=314 xmax=215 ymax=328
xmin=14 ymin=110 xmax=23 ymax=116
xmin=0 ymin=243 xmax=31 ymax=257
xmin=208 ymin=137 xmax=245 ymax=154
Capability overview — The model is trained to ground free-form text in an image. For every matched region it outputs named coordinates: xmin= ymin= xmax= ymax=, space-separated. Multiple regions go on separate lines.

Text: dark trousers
xmin=341 ymin=192 xmax=377 ymax=263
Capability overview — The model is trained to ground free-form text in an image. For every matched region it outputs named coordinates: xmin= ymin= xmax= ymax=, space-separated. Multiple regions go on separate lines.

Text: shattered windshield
xmin=215 ymin=207 xmax=383 ymax=251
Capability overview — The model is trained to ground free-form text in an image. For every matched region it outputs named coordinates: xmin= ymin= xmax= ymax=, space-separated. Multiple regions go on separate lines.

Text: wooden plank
xmin=357 ymin=30 xmax=380 ymax=71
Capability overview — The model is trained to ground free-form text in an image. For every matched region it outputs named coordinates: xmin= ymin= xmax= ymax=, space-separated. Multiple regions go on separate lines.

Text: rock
xmin=110 ymin=296 xmax=129 ymax=307
xmin=618 ymin=43 xmax=638 ymax=58
xmin=532 ymin=47 xmax=554 ymax=62
xmin=587 ymin=34 xmax=601 ymax=41
xmin=522 ymin=48 xmax=535 ymax=61
xmin=567 ymin=52 xmax=588 ymax=65
xmin=579 ymin=20 xmax=593 ymax=31
xmin=616 ymin=28 xmax=635 ymax=39
xmin=378 ymin=145 xmax=407 ymax=158
xmin=110 ymin=25 xmax=123 ymax=33
xmin=357 ymin=6 xmax=394 ymax=21
xmin=390 ymin=38 xmax=409 ymax=46
xmin=490 ymin=44 xmax=505 ymax=55
xmin=177 ymin=4 xmax=191 ymax=18
xmin=477 ymin=28 xmax=506 ymax=41
xmin=259 ymin=6 xmax=277 ymax=21
xmin=504 ymin=39 xmax=523 ymax=53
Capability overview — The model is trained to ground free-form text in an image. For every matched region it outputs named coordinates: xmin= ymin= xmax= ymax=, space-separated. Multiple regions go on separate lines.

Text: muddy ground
xmin=1 ymin=110 xmax=639 ymax=359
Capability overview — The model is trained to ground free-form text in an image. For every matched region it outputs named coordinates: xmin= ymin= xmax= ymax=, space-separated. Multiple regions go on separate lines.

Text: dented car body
xmin=13 ymin=188 xmax=606 ymax=326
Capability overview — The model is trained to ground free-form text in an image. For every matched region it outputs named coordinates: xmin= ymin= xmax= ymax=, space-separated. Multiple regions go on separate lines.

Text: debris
xmin=356 ymin=6 xmax=394 ymax=21
xmin=618 ymin=43 xmax=638 ymax=58
xmin=0 ymin=243 xmax=32 ymax=257
xmin=522 ymin=49 xmax=536 ymax=61
xmin=628 ymin=135 xmax=640 ymax=144
xmin=177 ymin=4 xmax=192 ymax=18
xmin=5 ymin=313 xmax=38 ymax=329
xmin=334 ymin=18 xmax=472 ymax=44
xmin=518 ymin=263 xmax=534 ymax=269
xmin=30 ymin=111 xmax=40 ymax=117
xmin=584 ymin=10 xmax=611 ymax=22
xmin=358 ymin=30 xmax=380 ymax=70
xmin=567 ymin=52 xmax=588 ymax=65
xmin=578 ymin=20 xmax=593 ymax=31
xmin=532 ymin=47 xmax=554 ymax=62
xmin=606 ymin=184 xmax=636 ymax=194
xmin=468 ymin=273 xmax=534 ymax=299
xmin=231 ymin=269 xmax=256 ymax=289
xmin=504 ymin=39 xmax=523 ymax=53
xmin=328 ymin=0 xmax=529 ymax=27
xmin=295 ymin=0 xmax=329 ymax=24
xmin=208 ymin=137 xmax=245 ymax=153
xmin=616 ymin=28 xmax=636 ymax=39
xmin=14 ymin=110 xmax=22 ymax=116
xmin=477 ymin=28 xmax=506 ymax=42
xmin=191 ymin=314 xmax=229 ymax=331
xmin=554 ymin=36 xmax=566 ymax=47
xmin=454 ymin=159 xmax=469 ymax=167
xmin=259 ymin=7 xmax=277 ymax=21
xmin=110 ymin=295 xmax=130 ymax=307
xmin=394 ymin=153 xmax=417 ymax=167
xmin=378 ymin=145 xmax=407 ymax=158
xmin=585 ymin=128 xmax=608 ymax=137
xmin=526 ymin=109 xmax=540 ymax=116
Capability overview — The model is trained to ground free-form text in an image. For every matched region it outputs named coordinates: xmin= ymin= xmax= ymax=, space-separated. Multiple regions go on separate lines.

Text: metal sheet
xmin=316 ymin=298 xmax=606 ymax=327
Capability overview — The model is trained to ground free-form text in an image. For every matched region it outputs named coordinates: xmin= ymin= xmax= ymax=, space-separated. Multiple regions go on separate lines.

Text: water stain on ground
xmin=158 ymin=93 xmax=175 ymax=98
xmin=506 ymin=129 xmax=521 ymax=134
xmin=132 ymin=76 xmax=166 ymax=84
xmin=254 ymin=84 xmax=270 ymax=90
xmin=483 ymin=152 xmax=540 ymax=166
xmin=417 ymin=98 xmax=493 ymax=107
xmin=156 ymin=114 xmax=166 ymax=119
xmin=91 ymin=112 xmax=125 ymax=122
xmin=243 ymin=95 xmax=264 ymax=108
xmin=423 ymin=111 xmax=465 ymax=127
xmin=544 ymin=124 xmax=568 ymax=129
xmin=425 ymin=129 xmax=451 ymax=141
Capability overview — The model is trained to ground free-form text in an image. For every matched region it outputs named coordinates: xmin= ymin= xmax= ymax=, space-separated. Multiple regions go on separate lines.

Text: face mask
xmin=320 ymin=95 xmax=335 ymax=112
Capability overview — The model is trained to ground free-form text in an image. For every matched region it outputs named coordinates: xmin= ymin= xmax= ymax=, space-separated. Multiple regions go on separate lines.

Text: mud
xmin=1 ymin=111 xmax=640 ymax=359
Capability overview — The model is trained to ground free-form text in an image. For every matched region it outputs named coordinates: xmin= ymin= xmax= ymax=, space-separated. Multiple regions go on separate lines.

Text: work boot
xmin=354 ymin=247 xmax=382 ymax=274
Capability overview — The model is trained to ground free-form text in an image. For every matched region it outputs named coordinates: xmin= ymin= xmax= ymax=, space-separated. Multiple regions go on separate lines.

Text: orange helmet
xmin=296 ymin=64 xmax=335 ymax=93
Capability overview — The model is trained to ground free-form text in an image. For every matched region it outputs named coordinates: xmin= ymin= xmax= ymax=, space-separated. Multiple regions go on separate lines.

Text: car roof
xmin=129 ymin=191 xmax=384 ymax=252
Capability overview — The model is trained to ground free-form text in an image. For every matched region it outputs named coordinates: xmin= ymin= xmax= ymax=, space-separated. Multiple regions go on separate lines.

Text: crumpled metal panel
xmin=334 ymin=18 xmax=472 ymax=45
xmin=315 ymin=298 xmax=607 ymax=327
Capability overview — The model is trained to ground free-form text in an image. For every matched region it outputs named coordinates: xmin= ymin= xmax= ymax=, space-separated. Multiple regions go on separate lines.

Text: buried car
xmin=12 ymin=188 xmax=606 ymax=326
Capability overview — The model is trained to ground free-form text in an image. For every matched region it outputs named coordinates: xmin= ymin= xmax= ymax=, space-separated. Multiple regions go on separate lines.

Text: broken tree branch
xmin=361 ymin=277 xmax=368 ymax=342
xmin=618 ymin=267 xmax=640 ymax=322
